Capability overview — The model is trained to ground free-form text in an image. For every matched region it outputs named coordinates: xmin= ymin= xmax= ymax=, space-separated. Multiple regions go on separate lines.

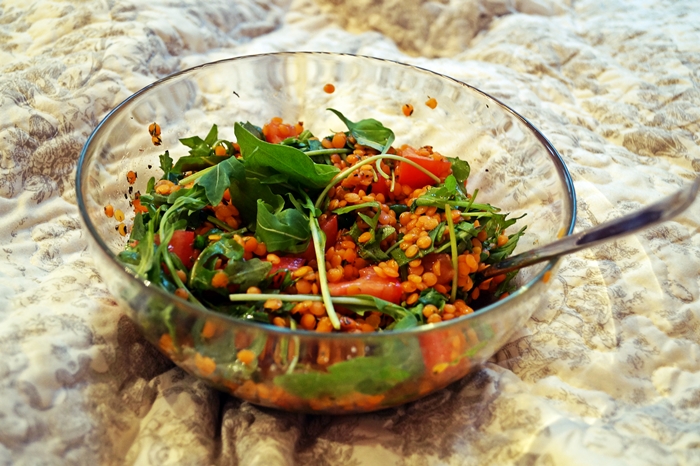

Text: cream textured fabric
xmin=1 ymin=0 xmax=699 ymax=464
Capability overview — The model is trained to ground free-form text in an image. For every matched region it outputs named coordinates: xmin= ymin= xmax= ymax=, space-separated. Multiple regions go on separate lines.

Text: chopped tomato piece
xmin=419 ymin=332 xmax=453 ymax=371
xmin=167 ymin=230 xmax=196 ymax=269
xmin=327 ymin=267 xmax=402 ymax=304
xmin=269 ymin=257 xmax=306 ymax=275
xmin=262 ymin=117 xmax=303 ymax=144
xmin=297 ymin=214 xmax=338 ymax=262
xmin=297 ymin=242 xmax=317 ymax=263
xmin=132 ymin=198 xmax=148 ymax=214
xmin=395 ymin=146 xmax=452 ymax=189
xmin=421 ymin=253 xmax=454 ymax=285
xmin=370 ymin=179 xmax=390 ymax=198
xmin=419 ymin=329 xmax=469 ymax=382
xmin=320 ymin=214 xmax=338 ymax=249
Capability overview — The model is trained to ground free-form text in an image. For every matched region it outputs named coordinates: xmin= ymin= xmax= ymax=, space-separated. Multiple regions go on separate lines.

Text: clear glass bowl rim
xmin=75 ymin=51 xmax=577 ymax=340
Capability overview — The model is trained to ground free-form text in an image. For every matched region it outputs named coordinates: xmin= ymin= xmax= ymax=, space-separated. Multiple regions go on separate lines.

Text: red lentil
xmin=316 ymin=317 xmax=333 ymax=332
xmin=237 ymin=349 xmax=256 ymax=365
xmin=300 ymin=313 xmax=316 ymax=330
xmin=272 ymin=317 xmax=287 ymax=327
xmin=264 ymin=299 xmax=283 ymax=310
xmin=211 ymin=271 xmax=229 ymax=288
xmin=332 ymin=132 xmax=347 ymax=148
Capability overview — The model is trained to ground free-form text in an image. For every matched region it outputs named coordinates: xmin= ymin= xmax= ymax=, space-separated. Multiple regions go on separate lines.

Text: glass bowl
xmin=76 ymin=52 xmax=576 ymax=413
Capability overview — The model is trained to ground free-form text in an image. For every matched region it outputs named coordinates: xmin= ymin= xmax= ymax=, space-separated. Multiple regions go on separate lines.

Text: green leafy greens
xmin=327 ymin=108 xmax=395 ymax=154
xmin=235 ymin=122 xmax=339 ymax=189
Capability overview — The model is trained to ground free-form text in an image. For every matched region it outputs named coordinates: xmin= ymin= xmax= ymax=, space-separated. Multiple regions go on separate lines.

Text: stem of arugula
xmin=413 ymin=198 xmax=495 ymax=212
xmin=309 ymin=216 xmax=341 ymax=330
xmin=465 ymin=188 xmax=478 ymax=211
xmin=331 ymin=201 xmax=381 ymax=215
xmin=206 ymin=215 xmax=235 ymax=232
xmin=434 ymin=230 xmax=471 ymax=254
xmin=375 ymin=159 xmax=389 ymax=179
xmin=304 ymin=148 xmax=351 ymax=157
xmin=460 ymin=212 xmax=495 ymax=218
xmin=314 ymin=154 xmax=441 ymax=210
xmin=286 ymin=320 xmax=299 ymax=374
xmin=156 ymin=199 xmax=205 ymax=308
xmin=229 ymin=293 xmax=390 ymax=306
xmin=135 ymin=223 xmax=155 ymax=278
xmin=445 ymin=204 xmax=459 ymax=303
xmin=178 ymin=164 xmax=216 ymax=186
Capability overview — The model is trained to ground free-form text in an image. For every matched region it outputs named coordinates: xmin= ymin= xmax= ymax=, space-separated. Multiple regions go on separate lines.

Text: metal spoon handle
xmin=482 ymin=177 xmax=700 ymax=278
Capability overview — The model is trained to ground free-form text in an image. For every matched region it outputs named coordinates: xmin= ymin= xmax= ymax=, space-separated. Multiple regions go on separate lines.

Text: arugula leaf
xmin=327 ymin=108 xmax=395 ymax=154
xmin=146 ymin=176 xmax=156 ymax=194
xmin=159 ymin=151 xmax=173 ymax=176
xmin=443 ymin=174 xmax=457 ymax=194
xmin=197 ymin=155 xmax=245 ymax=206
xmin=366 ymin=226 xmax=395 ymax=261
xmin=241 ymin=121 xmax=264 ymax=140
xmin=446 ymin=156 xmax=470 ymax=187
xmin=401 ymin=289 xmax=449 ymax=326
xmin=172 ymin=155 xmax=232 ymax=174
xmin=228 ymin=178 xmax=285 ymax=229
xmin=135 ymin=220 xmax=156 ymax=273
xmin=203 ymin=124 xmax=218 ymax=146
xmin=418 ymin=289 xmax=448 ymax=308
xmin=332 ymin=201 xmax=380 ymax=215
xmin=130 ymin=212 xmax=146 ymax=242
xmin=294 ymin=191 xmax=322 ymax=219
xmin=255 ymin=199 xmax=310 ymax=253
xmin=275 ymin=338 xmax=423 ymax=398
xmin=414 ymin=181 xmax=497 ymax=212
xmin=392 ymin=313 xmax=419 ymax=330
xmin=190 ymin=235 xmax=245 ymax=292
xmin=224 ymin=258 xmax=272 ymax=290
xmin=180 ymin=124 xmax=218 ymax=157
xmin=487 ymin=226 xmax=527 ymax=263
xmin=197 ymin=330 xmax=266 ymax=381
xmin=347 ymin=211 xmax=393 ymax=262
xmin=434 ymin=220 xmax=477 ymax=255
xmin=454 ymin=220 xmax=477 ymax=237
xmin=276 ymin=358 xmax=408 ymax=398
xmin=235 ymin=123 xmax=339 ymax=189
xmin=388 ymin=204 xmax=409 ymax=217
xmin=118 ymin=250 xmax=140 ymax=266
xmin=305 ymin=139 xmax=323 ymax=152
xmin=485 ymin=213 xmax=520 ymax=237
xmin=419 ymin=175 xmax=460 ymax=203
xmin=280 ymin=130 xmax=323 ymax=152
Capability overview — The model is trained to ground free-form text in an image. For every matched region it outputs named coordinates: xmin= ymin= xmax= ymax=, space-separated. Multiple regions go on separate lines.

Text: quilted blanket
xmin=1 ymin=0 xmax=699 ymax=464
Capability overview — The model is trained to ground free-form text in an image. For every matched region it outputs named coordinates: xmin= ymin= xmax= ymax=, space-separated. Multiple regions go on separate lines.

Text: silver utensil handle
xmin=482 ymin=177 xmax=700 ymax=278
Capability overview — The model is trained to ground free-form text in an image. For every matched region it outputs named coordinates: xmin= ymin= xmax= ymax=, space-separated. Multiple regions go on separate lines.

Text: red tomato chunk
xmin=328 ymin=267 xmax=402 ymax=304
